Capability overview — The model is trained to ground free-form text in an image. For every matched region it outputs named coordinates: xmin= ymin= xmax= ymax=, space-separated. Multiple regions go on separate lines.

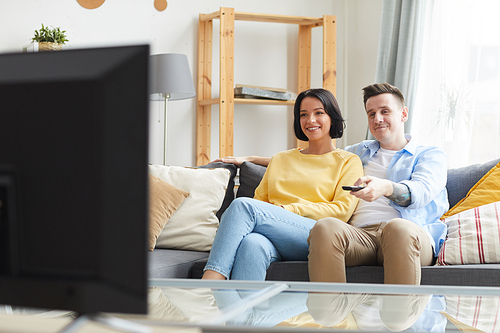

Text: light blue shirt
xmin=345 ymin=135 xmax=449 ymax=257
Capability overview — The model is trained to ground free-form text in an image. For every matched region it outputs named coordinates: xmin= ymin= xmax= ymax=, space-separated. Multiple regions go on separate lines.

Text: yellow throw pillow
xmin=442 ymin=161 xmax=500 ymax=219
xmin=149 ymin=174 xmax=189 ymax=251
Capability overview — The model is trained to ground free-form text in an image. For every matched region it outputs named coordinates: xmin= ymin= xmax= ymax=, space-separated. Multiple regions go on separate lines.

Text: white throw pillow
xmin=161 ymin=288 xmax=221 ymax=322
xmin=149 ymin=164 xmax=230 ymax=252
xmin=437 ymin=201 xmax=500 ymax=265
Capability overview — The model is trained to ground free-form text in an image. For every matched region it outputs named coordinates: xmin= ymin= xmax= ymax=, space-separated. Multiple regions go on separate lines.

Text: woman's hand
xmin=211 ymin=156 xmax=248 ymax=167
xmin=211 ymin=155 xmax=271 ymax=167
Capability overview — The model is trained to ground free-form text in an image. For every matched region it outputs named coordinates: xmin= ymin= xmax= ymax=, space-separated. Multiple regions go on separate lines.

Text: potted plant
xmin=31 ymin=24 xmax=69 ymax=51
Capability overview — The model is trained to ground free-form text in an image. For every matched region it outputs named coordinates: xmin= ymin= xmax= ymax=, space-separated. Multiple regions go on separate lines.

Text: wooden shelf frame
xmin=196 ymin=7 xmax=336 ymax=165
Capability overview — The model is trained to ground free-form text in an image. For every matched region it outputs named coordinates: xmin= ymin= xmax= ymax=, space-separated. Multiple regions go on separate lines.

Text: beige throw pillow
xmin=149 ymin=174 xmax=189 ymax=251
xmin=149 ymin=164 xmax=230 ymax=252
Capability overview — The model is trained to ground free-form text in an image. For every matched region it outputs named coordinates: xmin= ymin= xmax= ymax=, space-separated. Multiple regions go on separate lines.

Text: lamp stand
xmin=163 ymin=93 xmax=170 ymax=165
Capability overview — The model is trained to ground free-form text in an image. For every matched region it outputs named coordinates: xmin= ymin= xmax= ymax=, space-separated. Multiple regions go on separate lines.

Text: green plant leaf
xmin=31 ymin=24 xmax=69 ymax=45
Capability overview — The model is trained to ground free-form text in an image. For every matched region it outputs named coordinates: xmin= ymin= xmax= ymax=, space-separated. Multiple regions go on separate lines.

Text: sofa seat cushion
xmin=149 ymin=249 xmax=209 ymax=279
xmin=190 ymin=259 xmax=500 ymax=286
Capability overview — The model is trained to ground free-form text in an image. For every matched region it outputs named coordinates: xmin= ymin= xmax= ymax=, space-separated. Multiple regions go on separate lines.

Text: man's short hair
xmin=362 ymin=83 xmax=405 ymax=109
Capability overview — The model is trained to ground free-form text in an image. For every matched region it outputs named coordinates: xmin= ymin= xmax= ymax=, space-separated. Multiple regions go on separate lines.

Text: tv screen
xmin=0 ymin=45 xmax=149 ymax=315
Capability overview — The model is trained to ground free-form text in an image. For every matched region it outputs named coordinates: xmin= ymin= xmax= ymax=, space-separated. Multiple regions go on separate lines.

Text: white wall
xmin=344 ymin=0 xmax=384 ymax=145
xmin=0 ymin=0 xmax=382 ymax=166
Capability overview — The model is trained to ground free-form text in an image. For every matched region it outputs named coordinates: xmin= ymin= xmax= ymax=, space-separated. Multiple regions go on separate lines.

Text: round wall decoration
xmin=154 ymin=0 xmax=168 ymax=12
xmin=77 ymin=0 xmax=106 ymax=9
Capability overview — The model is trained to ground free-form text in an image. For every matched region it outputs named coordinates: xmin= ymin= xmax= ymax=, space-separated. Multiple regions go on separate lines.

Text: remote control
xmin=342 ymin=185 xmax=365 ymax=191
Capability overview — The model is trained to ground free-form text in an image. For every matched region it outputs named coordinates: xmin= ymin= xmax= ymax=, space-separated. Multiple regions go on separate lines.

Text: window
xmin=412 ymin=0 xmax=500 ymax=168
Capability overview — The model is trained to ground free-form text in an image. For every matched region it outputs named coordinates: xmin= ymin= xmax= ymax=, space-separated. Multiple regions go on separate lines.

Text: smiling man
xmin=307 ymin=83 xmax=449 ymax=285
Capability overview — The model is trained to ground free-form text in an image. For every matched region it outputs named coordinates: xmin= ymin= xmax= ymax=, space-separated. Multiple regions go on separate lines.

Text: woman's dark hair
xmin=293 ymin=88 xmax=345 ymax=141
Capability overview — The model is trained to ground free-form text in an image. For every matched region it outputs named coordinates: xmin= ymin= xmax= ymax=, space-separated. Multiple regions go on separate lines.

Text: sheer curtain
xmin=375 ymin=0 xmax=430 ymax=136
xmin=411 ymin=0 xmax=500 ymax=168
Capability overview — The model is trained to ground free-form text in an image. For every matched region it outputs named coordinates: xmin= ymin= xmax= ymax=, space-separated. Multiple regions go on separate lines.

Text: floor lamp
xmin=150 ymin=54 xmax=196 ymax=165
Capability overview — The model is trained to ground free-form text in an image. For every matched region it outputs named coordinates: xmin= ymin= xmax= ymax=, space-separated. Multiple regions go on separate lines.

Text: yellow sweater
xmin=254 ymin=148 xmax=363 ymax=221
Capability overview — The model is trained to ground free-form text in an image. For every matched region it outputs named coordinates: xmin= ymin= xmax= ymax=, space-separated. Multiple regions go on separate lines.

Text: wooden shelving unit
xmin=196 ymin=7 xmax=336 ymax=166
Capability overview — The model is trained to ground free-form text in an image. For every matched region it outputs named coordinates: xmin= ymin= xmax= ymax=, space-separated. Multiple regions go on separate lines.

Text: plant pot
xmin=38 ymin=42 xmax=63 ymax=51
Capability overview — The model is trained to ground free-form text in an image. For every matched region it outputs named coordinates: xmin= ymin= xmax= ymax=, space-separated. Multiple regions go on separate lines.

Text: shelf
xmin=198 ymin=98 xmax=296 ymax=107
xmin=196 ymin=7 xmax=336 ymax=165
xmin=200 ymin=11 xmax=325 ymax=26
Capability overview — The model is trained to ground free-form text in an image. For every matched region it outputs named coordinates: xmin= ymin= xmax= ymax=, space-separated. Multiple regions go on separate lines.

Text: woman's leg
xmin=204 ymin=197 xmax=316 ymax=279
xmin=231 ymin=233 xmax=281 ymax=280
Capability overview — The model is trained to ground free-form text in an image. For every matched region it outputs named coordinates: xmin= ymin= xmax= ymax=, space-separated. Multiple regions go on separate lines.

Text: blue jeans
xmin=213 ymin=289 xmax=308 ymax=326
xmin=204 ymin=197 xmax=317 ymax=280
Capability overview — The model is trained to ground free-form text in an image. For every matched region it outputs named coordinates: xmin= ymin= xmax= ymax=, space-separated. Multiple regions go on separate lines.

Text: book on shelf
xmin=234 ymin=84 xmax=292 ymax=101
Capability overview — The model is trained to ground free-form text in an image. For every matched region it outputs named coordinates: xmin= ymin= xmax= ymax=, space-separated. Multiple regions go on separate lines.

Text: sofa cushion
xmin=149 ymin=164 xmax=230 ymax=252
xmin=437 ymin=201 xmax=500 ymax=265
xmin=198 ymin=161 xmax=237 ymax=220
xmin=149 ymin=249 xmax=209 ymax=279
xmin=445 ymin=158 xmax=500 ymax=209
xmin=443 ymin=159 xmax=500 ymax=219
xmin=148 ymin=174 xmax=189 ymax=251
xmin=188 ymin=258 xmax=500 ymax=286
xmin=236 ymin=161 xmax=267 ymax=198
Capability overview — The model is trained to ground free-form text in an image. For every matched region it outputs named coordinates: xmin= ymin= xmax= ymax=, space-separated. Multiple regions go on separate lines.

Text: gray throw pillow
xmin=236 ymin=161 xmax=267 ymax=198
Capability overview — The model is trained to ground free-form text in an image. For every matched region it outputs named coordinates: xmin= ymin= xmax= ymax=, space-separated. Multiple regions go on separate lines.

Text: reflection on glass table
xmin=145 ymin=280 xmax=500 ymax=333
xmin=2 ymin=280 xmax=500 ymax=333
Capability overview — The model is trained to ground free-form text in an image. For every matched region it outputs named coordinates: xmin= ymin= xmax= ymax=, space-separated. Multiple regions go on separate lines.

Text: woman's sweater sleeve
xmin=253 ymin=159 xmax=271 ymax=202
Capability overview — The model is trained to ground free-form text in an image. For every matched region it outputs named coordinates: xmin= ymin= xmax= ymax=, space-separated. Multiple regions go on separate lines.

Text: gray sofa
xmin=149 ymin=157 xmax=500 ymax=286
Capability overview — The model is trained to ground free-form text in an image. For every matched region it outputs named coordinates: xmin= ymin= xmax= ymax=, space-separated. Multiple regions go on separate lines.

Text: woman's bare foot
xmin=201 ymin=270 xmax=227 ymax=280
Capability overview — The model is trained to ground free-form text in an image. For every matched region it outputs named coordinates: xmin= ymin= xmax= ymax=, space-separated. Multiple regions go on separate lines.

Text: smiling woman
xmin=298 ymin=98 xmax=334 ymax=154
xmin=201 ymin=89 xmax=363 ymax=281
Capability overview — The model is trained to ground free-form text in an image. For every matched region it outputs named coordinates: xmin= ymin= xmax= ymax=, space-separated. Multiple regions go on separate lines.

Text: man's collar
xmin=365 ymin=134 xmax=416 ymax=155
xmin=402 ymin=134 xmax=417 ymax=155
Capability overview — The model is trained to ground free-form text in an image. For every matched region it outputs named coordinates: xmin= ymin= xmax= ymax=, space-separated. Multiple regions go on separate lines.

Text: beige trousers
xmin=307 ymin=218 xmax=434 ymax=285
xmin=306 ymin=292 xmax=430 ymax=331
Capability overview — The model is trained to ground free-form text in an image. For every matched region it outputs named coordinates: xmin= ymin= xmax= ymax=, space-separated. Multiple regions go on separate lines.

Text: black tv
xmin=0 ymin=45 xmax=149 ymax=316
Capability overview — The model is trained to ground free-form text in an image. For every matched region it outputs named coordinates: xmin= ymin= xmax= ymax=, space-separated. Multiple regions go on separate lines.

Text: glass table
xmin=126 ymin=279 xmax=500 ymax=333
xmin=2 ymin=279 xmax=500 ymax=332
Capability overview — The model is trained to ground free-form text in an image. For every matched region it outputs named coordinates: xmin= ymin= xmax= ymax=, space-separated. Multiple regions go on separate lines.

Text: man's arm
xmin=386 ymin=182 xmax=411 ymax=207
xmin=351 ymin=176 xmax=411 ymax=207
xmin=211 ymin=155 xmax=271 ymax=167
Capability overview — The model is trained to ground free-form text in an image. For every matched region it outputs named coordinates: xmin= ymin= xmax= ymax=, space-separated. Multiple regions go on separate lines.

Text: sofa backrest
xmin=234 ymin=158 xmax=500 ymax=212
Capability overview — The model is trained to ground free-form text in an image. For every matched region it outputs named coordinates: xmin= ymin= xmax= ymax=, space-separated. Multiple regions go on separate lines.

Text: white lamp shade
xmin=149 ymin=53 xmax=196 ymax=101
